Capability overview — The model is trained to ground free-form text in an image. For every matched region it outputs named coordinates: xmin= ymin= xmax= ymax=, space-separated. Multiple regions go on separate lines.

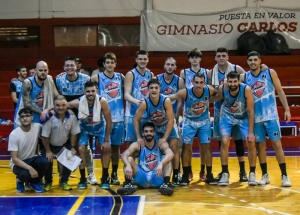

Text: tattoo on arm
xmin=22 ymin=80 xmax=42 ymax=114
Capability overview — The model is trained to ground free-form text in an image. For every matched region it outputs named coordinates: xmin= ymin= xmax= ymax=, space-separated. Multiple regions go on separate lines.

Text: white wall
xmin=0 ymin=0 xmax=299 ymax=19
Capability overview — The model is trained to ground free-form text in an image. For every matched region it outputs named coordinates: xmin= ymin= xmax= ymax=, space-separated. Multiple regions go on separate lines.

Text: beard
xmin=229 ymin=85 xmax=238 ymax=91
xmin=37 ymin=75 xmax=47 ymax=81
xmin=145 ymin=135 xmax=154 ymax=142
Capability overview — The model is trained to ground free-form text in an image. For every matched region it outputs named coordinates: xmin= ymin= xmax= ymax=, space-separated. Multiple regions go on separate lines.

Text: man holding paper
xmin=41 ymin=95 xmax=80 ymax=191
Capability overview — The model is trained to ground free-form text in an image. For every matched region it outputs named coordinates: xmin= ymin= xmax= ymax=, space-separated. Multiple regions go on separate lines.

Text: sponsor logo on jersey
xmin=219 ymin=77 xmax=225 ymax=85
xmin=35 ymin=91 xmax=44 ymax=108
xmin=230 ymin=103 xmax=239 ymax=113
xmin=192 ymin=101 xmax=206 ymax=115
xmin=162 ymin=87 xmax=174 ymax=95
xmin=251 ymin=81 xmax=265 ymax=98
xmin=105 ymin=81 xmax=119 ymax=98
xmin=145 ymin=153 xmax=158 ymax=170
xmin=150 ymin=110 xmax=164 ymax=124
xmin=139 ymin=80 xmax=149 ymax=96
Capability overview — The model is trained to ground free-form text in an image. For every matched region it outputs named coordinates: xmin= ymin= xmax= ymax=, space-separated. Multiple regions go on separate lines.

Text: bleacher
xmin=0 ymin=53 xmax=300 ymax=152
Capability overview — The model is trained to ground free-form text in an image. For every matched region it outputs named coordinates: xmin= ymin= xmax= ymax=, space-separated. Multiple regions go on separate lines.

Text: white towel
xmin=43 ymin=75 xmax=54 ymax=110
xmin=211 ymin=61 xmax=235 ymax=89
xmin=78 ymin=94 xmax=101 ymax=123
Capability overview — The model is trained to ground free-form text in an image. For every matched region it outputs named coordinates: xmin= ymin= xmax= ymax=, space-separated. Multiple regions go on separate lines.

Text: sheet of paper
xmin=56 ymin=148 xmax=82 ymax=172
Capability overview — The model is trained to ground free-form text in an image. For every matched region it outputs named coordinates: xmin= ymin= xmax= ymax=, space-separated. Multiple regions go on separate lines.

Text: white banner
xmin=141 ymin=7 xmax=300 ymax=51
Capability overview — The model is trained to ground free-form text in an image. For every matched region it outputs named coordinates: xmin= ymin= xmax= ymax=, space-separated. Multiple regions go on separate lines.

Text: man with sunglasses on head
xmin=8 ymin=108 xmax=49 ymax=193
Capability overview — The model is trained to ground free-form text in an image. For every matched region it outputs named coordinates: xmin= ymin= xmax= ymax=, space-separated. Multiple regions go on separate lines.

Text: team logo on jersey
xmin=192 ymin=101 xmax=206 ymax=115
xmin=145 ymin=153 xmax=158 ymax=170
xmin=162 ymin=87 xmax=174 ymax=95
xmin=150 ymin=110 xmax=164 ymax=124
xmin=35 ymin=91 xmax=44 ymax=108
xmin=105 ymin=81 xmax=119 ymax=98
xmin=230 ymin=103 xmax=239 ymax=113
xmin=219 ymin=77 xmax=225 ymax=85
xmin=251 ymin=81 xmax=265 ymax=98
xmin=139 ymin=80 xmax=149 ymax=96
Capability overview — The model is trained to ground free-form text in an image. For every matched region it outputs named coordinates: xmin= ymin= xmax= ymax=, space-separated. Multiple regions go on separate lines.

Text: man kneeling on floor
xmin=117 ymin=122 xmax=174 ymax=196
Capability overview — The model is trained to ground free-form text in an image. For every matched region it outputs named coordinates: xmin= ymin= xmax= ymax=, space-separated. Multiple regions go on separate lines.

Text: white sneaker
xmin=248 ymin=172 xmax=257 ymax=186
xmin=282 ymin=175 xmax=292 ymax=187
xmin=218 ymin=173 xmax=230 ymax=186
xmin=257 ymin=173 xmax=270 ymax=185
xmin=87 ymin=173 xmax=98 ymax=185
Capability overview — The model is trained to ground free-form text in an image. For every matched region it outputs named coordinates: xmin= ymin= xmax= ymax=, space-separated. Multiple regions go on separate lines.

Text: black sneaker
xmin=111 ymin=172 xmax=120 ymax=185
xmin=117 ymin=183 xmax=136 ymax=195
xmin=171 ymin=175 xmax=181 ymax=187
xmin=239 ymin=171 xmax=248 ymax=182
xmin=205 ymin=173 xmax=218 ymax=185
xmin=158 ymin=183 xmax=173 ymax=196
xmin=215 ymin=172 xmax=222 ymax=182
xmin=100 ymin=177 xmax=110 ymax=189
xmin=180 ymin=175 xmax=190 ymax=186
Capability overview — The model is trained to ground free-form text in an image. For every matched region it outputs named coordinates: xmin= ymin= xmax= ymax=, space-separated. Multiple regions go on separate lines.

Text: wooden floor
xmin=0 ymin=156 xmax=300 ymax=215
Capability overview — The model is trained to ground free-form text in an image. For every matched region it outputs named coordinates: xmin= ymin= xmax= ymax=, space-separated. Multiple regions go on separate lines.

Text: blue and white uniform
xmin=219 ymin=83 xmax=249 ymax=139
xmin=145 ymin=94 xmax=178 ymax=140
xmin=244 ymin=69 xmax=281 ymax=142
xmin=78 ymin=96 xmax=105 ymax=146
xmin=184 ymin=68 xmax=208 ymax=88
xmin=98 ymin=72 xmax=124 ymax=145
xmin=10 ymin=78 xmax=23 ymax=111
xmin=182 ymin=86 xmax=211 ymax=144
xmin=133 ymin=140 xmax=164 ymax=188
xmin=125 ymin=68 xmax=152 ymax=142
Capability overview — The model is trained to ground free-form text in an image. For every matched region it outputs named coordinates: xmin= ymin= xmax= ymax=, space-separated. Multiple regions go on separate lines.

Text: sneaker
xmin=43 ymin=183 xmax=52 ymax=191
xmin=239 ymin=171 xmax=248 ymax=182
xmin=282 ymin=175 xmax=292 ymax=187
xmin=87 ymin=173 xmax=98 ymax=185
xmin=39 ymin=179 xmax=46 ymax=186
xmin=199 ymin=172 xmax=207 ymax=181
xmin=218 ymin=173 xmax=230 ymax=186
xmin=188 ymin=172 xmax=193 ymax=181
xmin=171 ymin=176 xmax=181 ymax=187
xmin=248 ymin=172 xmax=257 ymax=186
xmin=257 ymin=173 xmax=270 ymax=185
xmin=60 ymin=182 xmax=73 ymax=191
xmin=25 ymin=182 xmax=32 ymax=191
xmin=29 ymin=182 xmax=45 ymax=193
xmin=78 ymin=179 xmax=87 ymax=189
xmin=178 ymin=171 xmax=183 ymax=181
xmin=16 ymin=179 xmax=25 ymax=193
xmin=205 ymin=173 xmax=218 ymax=185
xmin=117 ymin=183 xmax=136 ymax=195
xmin=158 ymin=183 xmax=174 ymax=196
xmin=111 ymin=173 xmax=120 ymax=185
xmin=215 ymin=172 xmax=222 ymax=182
xmin=180 ymin=175 xmax=190 ymax=186
xmin=100 ymin=177 xmax=110 ymax=189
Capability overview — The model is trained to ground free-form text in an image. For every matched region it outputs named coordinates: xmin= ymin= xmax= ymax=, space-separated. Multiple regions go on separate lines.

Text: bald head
xmin=36 ymin=61 xmax=48 ymax=81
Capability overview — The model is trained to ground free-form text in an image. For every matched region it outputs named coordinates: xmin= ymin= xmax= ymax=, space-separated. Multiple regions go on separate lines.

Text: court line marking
xmin=67 ymin=188 xmax=89 ymax=215
xmin=137 ymin=195 xmax=146 ymax=215
xmin=267 ymin=185 xmax=300 ymax=194
xmin=146 ymin=202 xmax=291 ymax=215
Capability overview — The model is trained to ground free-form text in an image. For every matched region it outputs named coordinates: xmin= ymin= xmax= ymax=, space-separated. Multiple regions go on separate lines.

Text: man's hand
xmin=40 ymin=110 xmax=50 ymax=121
xmin=158 ymin=138 xmax=167 ymax=148
xmin=29 ymin=167 xmax=38 ymax=178
xmin=70 ymin=147 xmax=77 ymax=155
xmin=247 ymin=132 xmax=255 ymax=143
xmin=136 ymin=99 xmax=144 ymax=107
xmin=101 ymin=141 xmax=111 ymax=153
xmin=124 ymin=165 xmax=133 ymax=180
xmin=46 ymin=151 xmax=55 ymax=162
xmin=137 ymin=138 xmax=145 ymax=147
xmin=156 ymin=163 xmax=163 ymax=177
xmin=67 ymin=109 xmax=75 ymax=115
xmin=284 ymin=110 xmax=291 ymax=123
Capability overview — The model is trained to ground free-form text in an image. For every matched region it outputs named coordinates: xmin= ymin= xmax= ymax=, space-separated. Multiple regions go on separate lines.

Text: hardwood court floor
xmin=0 ymin=156 xmax=300 ymax=215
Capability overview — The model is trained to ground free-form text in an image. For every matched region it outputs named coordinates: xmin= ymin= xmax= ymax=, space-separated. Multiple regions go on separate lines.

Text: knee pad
xmin=234 ymin=139 xmax=245 ymax=157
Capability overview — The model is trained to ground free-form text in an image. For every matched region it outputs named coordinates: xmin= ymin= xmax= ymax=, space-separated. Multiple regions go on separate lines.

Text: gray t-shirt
xmin=8 ymin=123 xmax=41 ymax=169
xmin=41 ymin=114 xmax=80 ymax=146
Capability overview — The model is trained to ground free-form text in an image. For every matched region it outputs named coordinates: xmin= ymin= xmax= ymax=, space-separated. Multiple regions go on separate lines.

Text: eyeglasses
xmin=216 ymin=55 xmax=227 ymax=58
xmin=19 ymin=114 xmax=32 ymax=119
xmin=165 ymin=63 xmax=175 ymax=66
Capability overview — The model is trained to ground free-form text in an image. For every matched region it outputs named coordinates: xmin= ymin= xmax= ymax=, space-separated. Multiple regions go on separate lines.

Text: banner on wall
xmin=140 ymin=7 xmax=300 ymax=51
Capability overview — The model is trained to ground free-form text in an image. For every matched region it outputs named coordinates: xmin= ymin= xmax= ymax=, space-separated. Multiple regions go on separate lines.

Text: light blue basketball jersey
xmin=244 ymin=69 xmax=278 ymax=123
xmin=145 ymin=94 xmax=168 ymax=133
xmin=98 ymin=72 xmax=124 ymax=122
xmin=138 ymin=140 xmax=164 ymax=173
xmin=125 ymin=68 xmax=152 ymax=118
xmin=221 ymin=83 xmax=248 ymax=119
xmin=184 ymin=68 xmax=208 ymax=88
xmin=184 ymin=86 xmax=210 ymax=121
xmin=157 ymin=74 xmax=179 ymax=115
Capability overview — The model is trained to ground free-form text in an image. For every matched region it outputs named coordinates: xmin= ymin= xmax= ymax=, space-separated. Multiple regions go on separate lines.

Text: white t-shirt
xmin=8 ymin=123 xmax=41 ymax=169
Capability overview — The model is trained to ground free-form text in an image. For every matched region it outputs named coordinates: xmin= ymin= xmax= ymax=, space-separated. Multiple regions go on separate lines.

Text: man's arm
xmin=11 ymin=151 xmax=38 ymax=178
xmin=68 ymin=99 xmax=80 ymax=109
xmin=236 ymin=65 xmax=246 ymax=74
xmin=209 ymin=85 xmax=224 ymax=103
xmin=9 ymin=82 xmax=18 ymax=103
xmin=134 ymin=100 xmax=147 ymax=142
xmin=121 ymin=142 xmax=140 ymax=179
xmin=91 ymin=74 xmax=98 ymax=83
xmin=69 ymin=133 xmax=78 ymax=155
xmin=245 ymin=86 xmax=255 ymax=142
xmin=22 ymin=79 xmax=42 ymax=114
xmin=169 ymin=88 xmax=186 ymax=101
xmin=160 ymin=98 xmax=174 ymax=143
xmin=175 ymin=77 xmax=185 ymax=121
xmin=270 ymin=69 xmax=291 ymax=122
xmin=100 ymin=97 xmax=112 ymax=152
xmin=159 ymin=141 xmax=174 ymax=165
xmin=124 ymin=71 xmax=140 ymax=105
xmin=207 ymin=70 xmax=212 ymax=85
xmin=179 ymin=69 xmax=185 ymax=81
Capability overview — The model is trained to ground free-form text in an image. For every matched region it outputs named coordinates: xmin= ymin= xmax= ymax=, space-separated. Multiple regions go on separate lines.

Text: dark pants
xmin=13 ymin=156 xmax=49 ymax=183
xmin=41 ymin=141 xmax=72 ymax=184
